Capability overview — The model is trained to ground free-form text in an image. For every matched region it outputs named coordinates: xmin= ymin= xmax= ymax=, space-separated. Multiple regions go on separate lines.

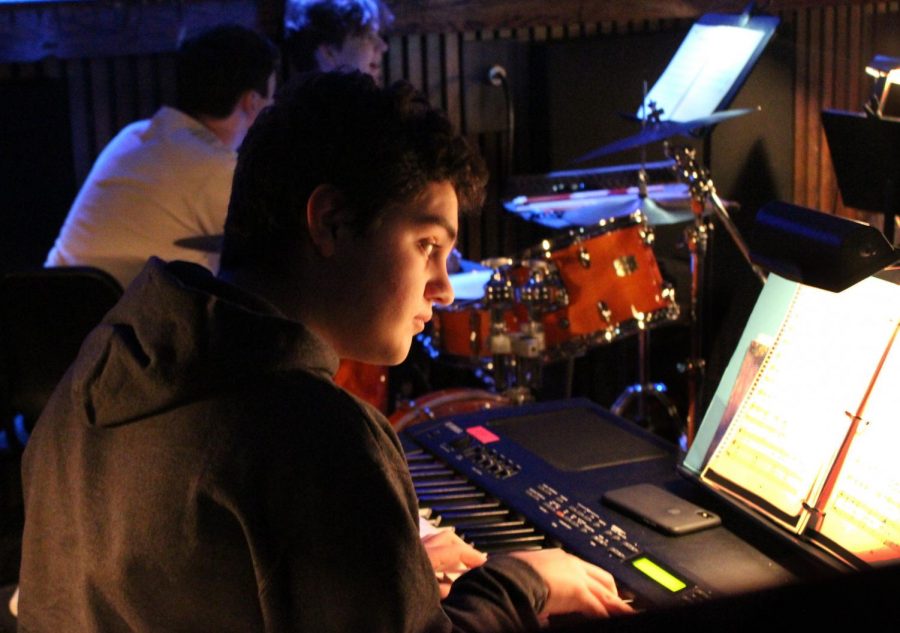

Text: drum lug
xmin=632 ymin=308 xmax=649 ymax=330
xmin=661 ymin=283 xmax=680 ymax=320
xmin=486 ymin=274 xmax=514 ymax=305
xmin=535 ymin=240 xmax=554 ymax=261
xmin=639 ymin=226 xmax=656 ymax=246
xmin=578 ymin=247 xmax=591 ymax=268
xmin=613 ymin=255 xmax=638 ymax=277
xmin=661 ymin=282 xmax=676 ymax=302
xmin=597 ymin=301 xmax=613 ymax=324
xmin=544 ymin=269 xmax=568 ymax=308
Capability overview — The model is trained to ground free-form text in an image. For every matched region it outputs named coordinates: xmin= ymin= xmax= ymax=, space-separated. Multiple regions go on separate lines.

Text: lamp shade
xmin=750 ymin=201 xmax=898 ymax=292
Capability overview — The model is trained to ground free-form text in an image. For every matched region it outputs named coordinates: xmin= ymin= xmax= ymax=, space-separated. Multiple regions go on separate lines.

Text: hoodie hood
xmin=71 ymin=258 xmax=339 ymax=428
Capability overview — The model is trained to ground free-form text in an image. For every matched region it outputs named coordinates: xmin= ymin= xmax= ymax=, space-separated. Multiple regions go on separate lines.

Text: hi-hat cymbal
xmin=504 ymin=182 xmax=693 ymax=229
xmin=573 ymin=107 xmax=758 ymax=163
xmin=638 ymin=196 xmax=694 ymax=226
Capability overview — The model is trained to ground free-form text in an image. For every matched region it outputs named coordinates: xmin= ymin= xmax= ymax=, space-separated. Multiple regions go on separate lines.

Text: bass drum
xmin=389 ymin=388 xmax=512 ymax=432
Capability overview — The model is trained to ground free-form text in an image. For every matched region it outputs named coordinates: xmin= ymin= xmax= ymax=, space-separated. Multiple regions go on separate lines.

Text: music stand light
xmin=865 ymin=55 xmax=900 ymax=121
xmin=750 ymin=201 xmax=899 ymax=292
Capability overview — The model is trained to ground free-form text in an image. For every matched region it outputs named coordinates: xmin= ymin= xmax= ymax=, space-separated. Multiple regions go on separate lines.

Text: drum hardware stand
xmin=611 ymin=147 xmax=682 ymax=439
xmin=610 ymin=324 xmax=681 ymax=437
xmin=679 ymin=206 xmax=709 ymax=451
xmin=609 ymin=283 xmax=681 ymax=437
xmin=667 ymin=143 xmax=767 ymax=449
xmin=484 ymin=262 xmax=516 ymax=394
xmin=482 ymin=259 xmax=552 ymax=403
xmin=514 ymin=263 xmax=554 ymax=395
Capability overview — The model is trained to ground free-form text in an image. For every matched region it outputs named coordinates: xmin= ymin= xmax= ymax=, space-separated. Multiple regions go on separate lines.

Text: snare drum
xmin=388 ymin=388 xmax=512 ymax=431
xmin=525 ymin=214 xmax=678 ymax=353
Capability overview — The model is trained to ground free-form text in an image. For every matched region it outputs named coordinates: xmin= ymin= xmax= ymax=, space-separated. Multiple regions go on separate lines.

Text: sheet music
xmin=699 ymin=336 xmax=771 ymax=470
xmin=639 ymin=24 xmax=765 ymax=122
xmin=701 ymin=277 xmax=900 ymax=533
xmin=816 ymin=322 xmax=900 ymax=564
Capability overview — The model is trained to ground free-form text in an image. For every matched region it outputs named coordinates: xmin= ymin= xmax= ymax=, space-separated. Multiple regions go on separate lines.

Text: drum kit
xmin=421 ymin=182 xmax=685 ymax=430
xmin=174 ymin=106 xmax=765 ymax=442
xmin=430 ymin=210 xmax=681 ymax=367
xmin=408 ymin=108 xmax=766 ymax=445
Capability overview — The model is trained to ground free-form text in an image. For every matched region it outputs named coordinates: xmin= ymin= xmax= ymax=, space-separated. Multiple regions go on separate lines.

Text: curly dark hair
xmin=221 ymin=70 xmax=487 ymax=275
xmin=283 ymin=0 xmax=393 ymax=72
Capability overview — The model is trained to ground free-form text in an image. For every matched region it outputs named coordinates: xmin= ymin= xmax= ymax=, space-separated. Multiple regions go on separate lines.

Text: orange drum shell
xmin=432 ymin=304 xmax=521 ymax=359
xmin=541 ymin=222 xmax=673 ymax=348
xmin=389 ymin=388 xmax=511 ymax=431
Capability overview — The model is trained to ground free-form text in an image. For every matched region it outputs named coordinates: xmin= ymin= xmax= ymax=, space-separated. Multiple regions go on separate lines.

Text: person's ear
xmin=307 ymin=184 xmax=350 ymax=258
xmin=313 ymin=42 xmax=340 ymax=71
xmin=237 ymin=89 xmax=266 ymax=119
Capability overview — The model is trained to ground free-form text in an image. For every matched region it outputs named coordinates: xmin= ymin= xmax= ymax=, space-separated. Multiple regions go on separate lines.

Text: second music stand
xmin=822 ymin=109 xmax=900 ymax=244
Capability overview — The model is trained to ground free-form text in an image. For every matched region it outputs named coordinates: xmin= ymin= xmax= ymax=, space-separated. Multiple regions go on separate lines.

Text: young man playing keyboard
xmin=18 ymin=71 xmax=632 ymax=632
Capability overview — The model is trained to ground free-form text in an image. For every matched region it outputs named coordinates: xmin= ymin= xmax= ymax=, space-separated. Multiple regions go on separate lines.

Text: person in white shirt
xmin=45 ymin=24 xmax=279 ymax=288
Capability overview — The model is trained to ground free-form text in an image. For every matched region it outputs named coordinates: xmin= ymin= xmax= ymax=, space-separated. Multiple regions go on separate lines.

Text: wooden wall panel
xmin=54 ymin=50 xmax=176 ymax=184
xmin=0 ymin=0 xmax=258 ymax=63
xmin=821 ymin=6 xmax=837 ymax=211
xmin=2 ymin=0 xmax=898 ymax=271
xmin=792 ymin=10 xmax=810 ymax=214
xmin=426 ymin=1 xmax=896 ymax=249
xmin=790 ymin=1 xmax=899 ymax=235
xmin=444 ymin=33 xmax=463 ymax=131
xmin=66 ymin=58 xmax=93 ymax=187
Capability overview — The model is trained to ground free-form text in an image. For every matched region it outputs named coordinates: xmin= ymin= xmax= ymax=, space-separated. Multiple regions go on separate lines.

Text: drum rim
xmin=541 ymin=303 xmax=681 ymax=361
xmin=389 ymin=387 xmax=511 ymax=431
xmin=427 ymin=301 xmax=680 ymax=365
xmin=520 ymin=211 xmax=646 ymax=258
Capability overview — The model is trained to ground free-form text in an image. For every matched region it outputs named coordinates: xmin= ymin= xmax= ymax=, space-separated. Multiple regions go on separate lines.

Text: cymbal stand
xmin=680 ymin=193 xmax=708 ymax=450
xmin=610 ymin=323 xmax=681 ymax=438
xmin=611 ymin=136 xmax=681 ymax=437
xmin=611 ymin=214 xmax=681 ymax=433
xmin=668 ymin=144 xmax=767 ymax=449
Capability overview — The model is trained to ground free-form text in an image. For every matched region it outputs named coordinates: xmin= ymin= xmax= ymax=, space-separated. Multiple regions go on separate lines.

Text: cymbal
xmin=504 ymin=182 xmax=693 ymax=229
xmin=573 ymin=108 xmax=758 ymax=163
xmin=638 ymin=196 xmax=694 ymax=226
xmin=449 ymin=266 xmax=491 ymax=301
xmin=173 ymin=234 xmax=224 ymax=253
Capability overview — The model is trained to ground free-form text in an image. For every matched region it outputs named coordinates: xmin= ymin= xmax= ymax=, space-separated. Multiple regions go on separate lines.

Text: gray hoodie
xmin=18 ymin=258 xmax=546 ymax=632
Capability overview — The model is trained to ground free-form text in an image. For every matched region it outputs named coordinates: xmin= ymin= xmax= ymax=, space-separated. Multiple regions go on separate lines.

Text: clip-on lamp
xmin=750 ymin=201 xmax=899 ymax=293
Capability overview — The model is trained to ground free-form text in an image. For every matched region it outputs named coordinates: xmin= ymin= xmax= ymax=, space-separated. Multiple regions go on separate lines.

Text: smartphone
xmin=602 ymin=484 xmax=721 ymax=535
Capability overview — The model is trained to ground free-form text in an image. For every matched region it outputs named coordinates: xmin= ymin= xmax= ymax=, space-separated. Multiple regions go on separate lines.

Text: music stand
xmin=822 ymin=109 xmax=900 ymax=244
xmin=636 ymin=10 xmax=779 ymax=124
